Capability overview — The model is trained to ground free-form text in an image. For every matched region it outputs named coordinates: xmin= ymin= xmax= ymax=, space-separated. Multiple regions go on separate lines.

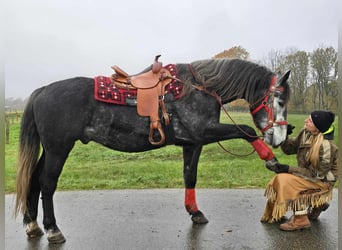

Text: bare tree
xmin=310 ymin=46 xmax=337 ymax=109
xmin=262 ymin=50 xmax=285 ymax=73
xmin=284 ymin=50 xmax=309 ymax=112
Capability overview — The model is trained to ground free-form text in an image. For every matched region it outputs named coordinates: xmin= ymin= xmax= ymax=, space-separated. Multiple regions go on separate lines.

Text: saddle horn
xmin=152 ymin=55 xmax=162 ymax=73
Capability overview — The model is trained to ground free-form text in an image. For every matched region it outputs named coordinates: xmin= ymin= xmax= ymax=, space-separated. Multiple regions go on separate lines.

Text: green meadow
xmin=5 ymin=112 xmax=338 ymax=193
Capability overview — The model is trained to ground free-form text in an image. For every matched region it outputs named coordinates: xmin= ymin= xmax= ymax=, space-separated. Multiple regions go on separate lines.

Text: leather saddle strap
xmin=159 ymin=82 xmax=170 ymax=126
xmin=148 ymin=82 xmax=169 ymax=145
xmin=159 ymin=99 xmax=170 ymax=125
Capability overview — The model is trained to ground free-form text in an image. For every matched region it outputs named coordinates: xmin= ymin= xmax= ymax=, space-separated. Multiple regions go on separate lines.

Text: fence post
xmin=5 ymin=115 xmax=9 ymax=144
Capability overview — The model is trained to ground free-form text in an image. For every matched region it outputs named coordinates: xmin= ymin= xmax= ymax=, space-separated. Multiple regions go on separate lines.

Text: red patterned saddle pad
xmin=94 ymin=64 xmax=183 ymax=105
xmin=94 ymin=76 xmax=137 ymax=105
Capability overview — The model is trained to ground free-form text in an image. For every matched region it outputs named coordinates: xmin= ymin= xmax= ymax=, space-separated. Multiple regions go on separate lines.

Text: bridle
xmin=249 ymin=75 xmax=288 ymax=133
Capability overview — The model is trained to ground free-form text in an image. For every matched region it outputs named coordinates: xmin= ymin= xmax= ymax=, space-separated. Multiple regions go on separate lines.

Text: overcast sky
xmin=4 ymin=0 xmax=338 ymax=99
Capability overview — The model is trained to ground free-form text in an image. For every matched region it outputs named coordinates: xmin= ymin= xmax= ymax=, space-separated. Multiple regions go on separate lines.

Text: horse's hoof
xmin=47 ymin=228 xmax=66 ymax=244
xmin=191 ymin=210 xmax=209 ymax=224
xmin=26 ymin=221 xmax=44 ymax=239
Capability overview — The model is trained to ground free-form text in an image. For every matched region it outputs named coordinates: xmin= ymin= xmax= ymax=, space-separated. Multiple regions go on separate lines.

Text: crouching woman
xmin=261 ymin=110 xmax=338 ymax=231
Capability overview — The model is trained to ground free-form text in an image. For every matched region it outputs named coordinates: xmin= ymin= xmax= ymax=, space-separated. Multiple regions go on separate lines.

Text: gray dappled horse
xmin=15 ymin=57 xmax=290 ymax=243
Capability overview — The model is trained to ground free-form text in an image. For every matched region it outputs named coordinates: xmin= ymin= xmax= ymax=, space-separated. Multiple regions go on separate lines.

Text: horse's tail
xmin=14 ymin=88 xmax=44 ymax=218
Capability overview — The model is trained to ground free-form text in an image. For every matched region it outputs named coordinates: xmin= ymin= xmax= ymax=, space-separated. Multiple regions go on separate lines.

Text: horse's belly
xmin=83 ymin=126 xmax=158 ymax=152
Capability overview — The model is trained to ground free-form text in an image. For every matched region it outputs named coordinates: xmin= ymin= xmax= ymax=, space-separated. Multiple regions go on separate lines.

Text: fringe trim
xmin=262 ymin=185 xmax=333 ymax=223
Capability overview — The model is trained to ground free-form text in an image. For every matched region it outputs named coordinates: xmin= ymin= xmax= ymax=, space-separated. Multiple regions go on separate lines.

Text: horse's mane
xmin=177 ymin=58 xmax=281 ymax=104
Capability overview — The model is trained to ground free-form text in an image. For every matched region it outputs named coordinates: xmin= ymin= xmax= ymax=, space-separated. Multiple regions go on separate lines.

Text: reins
xmin=204 ymin=91 xmax=259 ymax=156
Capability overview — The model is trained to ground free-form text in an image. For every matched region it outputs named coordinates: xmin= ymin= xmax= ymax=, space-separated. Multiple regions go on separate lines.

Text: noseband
xmin=250 ymin=75 xmax=288 ymax=133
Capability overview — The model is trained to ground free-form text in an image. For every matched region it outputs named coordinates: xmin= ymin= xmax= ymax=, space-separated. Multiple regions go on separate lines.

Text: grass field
xmin=5 ymin=112 xmax=338 ymax=193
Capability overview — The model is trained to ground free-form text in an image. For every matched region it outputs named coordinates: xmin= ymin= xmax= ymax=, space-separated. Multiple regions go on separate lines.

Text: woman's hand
xmin=265 ymin=158 xmax=289 ymax=173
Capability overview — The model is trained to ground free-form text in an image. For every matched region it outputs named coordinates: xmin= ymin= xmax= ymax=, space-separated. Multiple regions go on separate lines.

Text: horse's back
xmin=33 ymin=76 xmax=94 ymax=107
xmin=37 ymin=76 xmax=93 ymax=99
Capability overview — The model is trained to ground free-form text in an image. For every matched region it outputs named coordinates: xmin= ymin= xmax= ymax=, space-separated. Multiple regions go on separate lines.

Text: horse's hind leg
xmin=182 ymin=144 xmax=208 ymax=224
xmin=24 ymin=152 xmax=45 ymax=238
xmin=39 ymin=151 xmax=69 ymax=244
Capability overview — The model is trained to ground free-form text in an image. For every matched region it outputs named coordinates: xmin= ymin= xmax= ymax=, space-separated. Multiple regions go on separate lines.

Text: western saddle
xmin=110 ymin=55 xmax=178 ymax=145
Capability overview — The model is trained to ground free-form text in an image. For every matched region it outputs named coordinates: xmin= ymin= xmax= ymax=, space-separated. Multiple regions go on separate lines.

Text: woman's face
xmin=305 ymin=116 xmax=319 ymax=134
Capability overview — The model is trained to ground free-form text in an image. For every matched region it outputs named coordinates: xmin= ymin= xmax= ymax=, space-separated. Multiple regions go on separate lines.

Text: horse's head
xmin=250 ymin=70 xmax=291 ymax=148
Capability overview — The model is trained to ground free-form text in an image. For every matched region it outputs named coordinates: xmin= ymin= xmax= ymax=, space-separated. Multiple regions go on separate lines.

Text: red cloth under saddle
xmin=94 ymin=64 xmax=183 ymax=105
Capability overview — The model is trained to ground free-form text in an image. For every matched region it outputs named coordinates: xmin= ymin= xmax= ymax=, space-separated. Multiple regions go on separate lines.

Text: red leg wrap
xmin=185 ymin=188 xmax=199 ymax=214
xmin=250 ymin=139 xmax=275 ymax=161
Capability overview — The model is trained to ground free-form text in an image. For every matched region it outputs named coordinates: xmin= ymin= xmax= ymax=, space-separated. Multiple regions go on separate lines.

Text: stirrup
xmin=148 ymin=121 xmax=165 ymax=145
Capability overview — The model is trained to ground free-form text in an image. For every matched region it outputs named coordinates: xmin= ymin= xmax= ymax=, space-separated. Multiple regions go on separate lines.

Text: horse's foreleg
xmin=39 ymin=152 xmax=67 ymax=244
xmin=183 ymin=145 xmax=208 ymax=224
xmin=203 ymin=124 xmax=276 ymax=161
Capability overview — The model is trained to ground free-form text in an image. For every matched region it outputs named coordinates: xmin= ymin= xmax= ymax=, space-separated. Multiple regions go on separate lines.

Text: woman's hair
xmin=308 ymin=133 xmax=324 ymax=167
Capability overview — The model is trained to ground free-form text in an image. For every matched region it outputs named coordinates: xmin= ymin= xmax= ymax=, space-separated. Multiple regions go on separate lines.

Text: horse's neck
xmin=220 ymin=78 xmax=256 ymax=105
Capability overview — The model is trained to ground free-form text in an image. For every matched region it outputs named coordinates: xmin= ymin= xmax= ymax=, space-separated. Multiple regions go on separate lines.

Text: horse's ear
xmin=278 ymin=70 xmax=291 ymax=86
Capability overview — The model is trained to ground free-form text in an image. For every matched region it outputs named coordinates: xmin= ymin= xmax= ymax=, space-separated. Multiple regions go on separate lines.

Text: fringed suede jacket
xmin=280 ymin=129 xmax=338 ymax=185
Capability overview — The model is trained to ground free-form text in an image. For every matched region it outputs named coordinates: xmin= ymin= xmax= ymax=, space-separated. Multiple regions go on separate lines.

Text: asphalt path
xmin=5 ymin=189 xmax=338 ymax=250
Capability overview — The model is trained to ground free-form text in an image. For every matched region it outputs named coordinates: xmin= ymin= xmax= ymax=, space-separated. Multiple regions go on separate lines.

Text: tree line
xmin=214 ymin=45 xmax=338 ymax=114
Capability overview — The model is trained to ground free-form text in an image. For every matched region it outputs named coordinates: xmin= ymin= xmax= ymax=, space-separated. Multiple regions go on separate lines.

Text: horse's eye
xmin=278 ymin=101 xmax=284 ymax=107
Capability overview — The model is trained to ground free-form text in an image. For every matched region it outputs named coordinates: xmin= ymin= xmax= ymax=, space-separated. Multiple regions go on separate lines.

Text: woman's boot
xmin=308 ymin=203 xmax=329 ymax=220
xmin=279 ymin=210 xmax=311 ymax=231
